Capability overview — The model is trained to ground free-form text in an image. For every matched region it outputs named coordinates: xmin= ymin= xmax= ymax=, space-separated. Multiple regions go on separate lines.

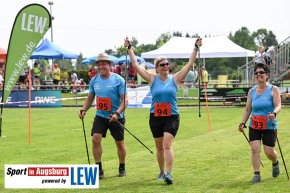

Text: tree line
xmin=55 ymin=26 xmax=280 ymax=80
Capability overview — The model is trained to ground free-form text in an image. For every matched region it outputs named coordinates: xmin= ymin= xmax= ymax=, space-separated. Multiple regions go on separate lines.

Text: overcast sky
xmin=0 ymin=0 xmax=289 ymax=57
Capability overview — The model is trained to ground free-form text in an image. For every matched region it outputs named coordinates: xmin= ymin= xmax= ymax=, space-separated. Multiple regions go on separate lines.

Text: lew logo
xmin=70 ymin=167 xmax=98 ymax=186
xmin=21 ymin=13 xmax=47 ymax=33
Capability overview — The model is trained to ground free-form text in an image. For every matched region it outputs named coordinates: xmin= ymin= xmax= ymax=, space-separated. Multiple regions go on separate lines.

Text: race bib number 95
xmin=96 ymin=97 xmax=111 ymax=111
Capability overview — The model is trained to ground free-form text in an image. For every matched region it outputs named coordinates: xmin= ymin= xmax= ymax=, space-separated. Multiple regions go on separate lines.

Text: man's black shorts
xmin=91 ymin=115 xmax=125 ymax=141
xmin=149 ymin=113 xmax=180 ymax=138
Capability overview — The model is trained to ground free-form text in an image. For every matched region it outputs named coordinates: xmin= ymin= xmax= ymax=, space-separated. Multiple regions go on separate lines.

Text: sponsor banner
xmin=0 ymin=90 xmax=61 ymax=107
xmin=2 ymin=4 xmax=51 ymax=103
xmin=128 ymin=86 xmax=152 ymax=108
xmin=5 ymin=165 xmax=99 ymax=189
xmin=200 ymin=88 xmax=250 ymax=102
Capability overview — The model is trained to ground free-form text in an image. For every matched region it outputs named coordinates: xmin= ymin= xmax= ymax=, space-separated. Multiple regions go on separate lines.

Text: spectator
xmin=264 ymin=45 xmax=275 ymax=65
xmin=193 ymin=65 xmax=199 ymax=87
xmin=18 ymin=69 xmax=26 ymax=87
xmin=201 ymin=66 xmax=208 ymax=88
xmin=70 ymin=70 xmax=78 ymax=93
xmin=52 ymin=63 xmax=61 ymax=90
xmin=79 ymin=78 xmax=87 ymax=92
xmin=88 ymin=65 xmax=97 ymax=79
xmin=60 ymin=68 xmax=69 ymax=85
xmin=70 ymin=70 xmax=78 ymax=84
xmin=253 ymin=46 xmax=265 ymax=65
xmin=33 ymin=62 xmax=41 ymax=90
xmin=115 ymin=64 xmax=121 ymax=75
xmin=184 ymin=70 xmax=195 ymax=88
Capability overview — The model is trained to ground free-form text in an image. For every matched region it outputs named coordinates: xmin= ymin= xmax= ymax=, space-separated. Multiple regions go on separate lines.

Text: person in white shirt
xmin=253 ymin=46 xmax=265 ymax=65
xmin=264 ymin=45 xmax=275 ymax=65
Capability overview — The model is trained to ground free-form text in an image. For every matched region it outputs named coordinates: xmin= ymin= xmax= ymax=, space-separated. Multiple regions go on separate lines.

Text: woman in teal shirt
xmin=238 ymin=63 xmax=281 ymax=183
xmin=125 ymin=37 xmax=202 ymax=184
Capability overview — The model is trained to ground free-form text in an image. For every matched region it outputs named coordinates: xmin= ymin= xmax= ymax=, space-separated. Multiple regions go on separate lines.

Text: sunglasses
xmin=254 ymin=71 xmax=266 ymax=75
xmin=158 ymin=63 xmax=170 ymax=67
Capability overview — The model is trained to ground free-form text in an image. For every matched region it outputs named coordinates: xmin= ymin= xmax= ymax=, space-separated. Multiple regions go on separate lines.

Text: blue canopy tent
xmin=118 ymin=55 xmax=145 ymax=64
xmin=30 ymin=39 xmax=78 ymax=59
xmin=82 ymin=55 xmax=119 ymax=64
xmin=144 ymin=62 xmax=155 ymax=69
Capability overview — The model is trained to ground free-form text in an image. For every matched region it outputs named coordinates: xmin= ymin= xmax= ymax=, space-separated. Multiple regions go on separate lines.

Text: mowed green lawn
xmin=0 ymin=107 xmax=290 ymax=193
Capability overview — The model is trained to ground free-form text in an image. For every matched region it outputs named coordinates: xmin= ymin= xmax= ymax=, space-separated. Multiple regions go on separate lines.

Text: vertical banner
xmin=0 ymin=4 xmax=51 ymax=136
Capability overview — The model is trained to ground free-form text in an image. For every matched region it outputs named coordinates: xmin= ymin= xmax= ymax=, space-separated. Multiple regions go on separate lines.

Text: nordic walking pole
xmin=197 ymin=41 xmax=201 ymax=118
xmin=117 ymin=121 xmax=154 ymax=154
xmin=272 ymin=123 xmax=289 ymax=180
xmin=124 ymin=37 xmax=130 ymax=113
xmin=81 ymin=118 xmax=90 ymax=164
xmin=241 ymin=129 xmax=264 ymax=167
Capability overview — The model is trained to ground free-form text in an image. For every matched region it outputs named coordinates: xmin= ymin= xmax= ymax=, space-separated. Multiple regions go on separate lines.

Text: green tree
xmin=252 ymin=28 xmax=278 ymax=47
xmin=264 ymin=30 xmax=278 ymax=47
xmin=156 ymin=32 xmax=172 ymax=48
xmin=173 ymin=31 xmax=182 ymax=37
xmin=105 ymin=49 xmax=117 ymax=56
xmin=230 ymin=26 xmax=256 ymax=50
xmin=226 ymin=27 xmax=256 ymax=74
xmin=191 ymin=33 xmax=199 ymax=38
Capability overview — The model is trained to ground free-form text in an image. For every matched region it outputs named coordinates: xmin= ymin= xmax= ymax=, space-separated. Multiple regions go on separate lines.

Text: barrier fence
xmin=1 ymin=85 xmax=289 ymax=108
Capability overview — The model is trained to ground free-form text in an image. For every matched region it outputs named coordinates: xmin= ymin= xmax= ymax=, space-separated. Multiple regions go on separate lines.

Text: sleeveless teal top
xmin=150 ymin=75 xmax=179 ymax=115
xmin=249 ymin=84 xmax=277 ymax=130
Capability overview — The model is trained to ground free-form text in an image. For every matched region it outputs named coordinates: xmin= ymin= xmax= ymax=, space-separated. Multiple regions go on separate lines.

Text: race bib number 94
xmin=252 ymin=116 xmax=267 ymax=130
xmin=154 ymin=103 xmax=171 ymax=117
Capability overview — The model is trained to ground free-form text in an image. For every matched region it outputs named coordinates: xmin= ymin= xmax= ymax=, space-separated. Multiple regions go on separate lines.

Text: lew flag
xmin=0 ymin=4 xmax=51 ymax=136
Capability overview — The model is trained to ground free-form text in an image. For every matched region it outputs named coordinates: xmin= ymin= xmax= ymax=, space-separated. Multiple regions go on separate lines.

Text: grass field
xmin=0 ymin=107 xmax=290 ymax=193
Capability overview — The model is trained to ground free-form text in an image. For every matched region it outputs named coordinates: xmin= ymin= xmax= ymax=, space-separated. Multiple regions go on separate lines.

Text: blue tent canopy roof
xmin=82 ymin=55 xmax=119 ymax=64
xmin=118 ymin=55 xmax=145 ymax=64
xmin=30 ymin=39 xmax=78 ymax=59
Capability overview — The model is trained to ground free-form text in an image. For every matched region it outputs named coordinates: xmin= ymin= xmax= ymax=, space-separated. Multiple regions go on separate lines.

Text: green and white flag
xmin=0 ymin=4 xmax=51 ymax=136
xmin=2 ymin=4 xmax=51 ymax=103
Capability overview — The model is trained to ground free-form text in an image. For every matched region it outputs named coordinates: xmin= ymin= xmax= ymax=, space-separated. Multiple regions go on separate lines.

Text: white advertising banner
xmin=5 ymin=164 xmax=99 ymax=189
xmin=128 ymin=86 xmax=152 ymax=108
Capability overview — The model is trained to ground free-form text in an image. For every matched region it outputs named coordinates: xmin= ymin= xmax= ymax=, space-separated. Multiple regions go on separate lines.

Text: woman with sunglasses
xmin=238 ymin=63 xmax=281 ymax=183
xmin=124 ymin=37 xmax=202 ymax=184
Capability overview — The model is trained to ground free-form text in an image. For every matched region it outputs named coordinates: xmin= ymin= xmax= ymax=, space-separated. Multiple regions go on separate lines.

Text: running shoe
xmin=164 ymin=174 xmax=173 ymax=184
xmin=272 ymin=160 xmax=280 ymax=177
xmin=156 ymin=172 xmax=165 ymax=180
xmin=250 ymin=174 xmax=261 ymax=183
xmin=118 ymin=168 xmax=126 ymax=177
xmin=99 ymin=169 xmax=104 ymax=179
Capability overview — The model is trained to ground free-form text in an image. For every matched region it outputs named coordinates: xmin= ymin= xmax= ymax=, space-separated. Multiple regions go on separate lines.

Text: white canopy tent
xmin=141 ymin=36 xmax=255 ymax=58
xmin=141 ymin=36 xmax=255 ymax=82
